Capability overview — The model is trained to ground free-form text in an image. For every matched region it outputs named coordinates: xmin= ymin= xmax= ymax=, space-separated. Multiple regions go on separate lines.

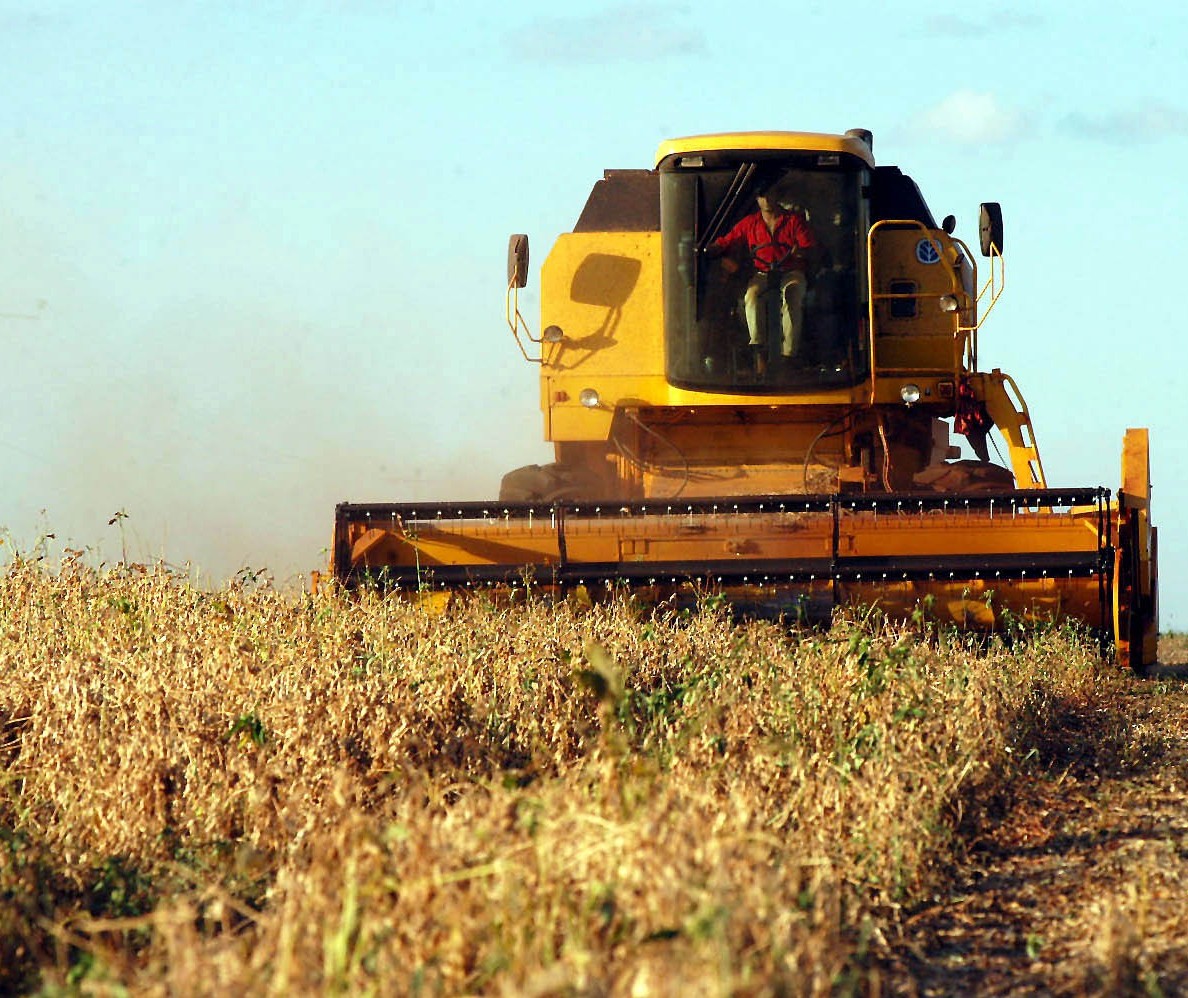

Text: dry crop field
xmin=1 ymin=556 xmax=1185 ymax=996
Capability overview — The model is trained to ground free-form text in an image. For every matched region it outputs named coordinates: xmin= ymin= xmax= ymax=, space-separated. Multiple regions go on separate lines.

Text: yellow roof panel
xmin=655 ymin=131 xmax=875 ymax=168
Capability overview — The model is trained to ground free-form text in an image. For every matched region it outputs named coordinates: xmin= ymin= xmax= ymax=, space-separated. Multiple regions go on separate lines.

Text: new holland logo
xmin=915 ymin=238 xmax=941 ymax=265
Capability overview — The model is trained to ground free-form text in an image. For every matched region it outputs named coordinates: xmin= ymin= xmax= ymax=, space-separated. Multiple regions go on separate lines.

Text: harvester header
xmin=330 ymin=129 xmax=1158 ymax=668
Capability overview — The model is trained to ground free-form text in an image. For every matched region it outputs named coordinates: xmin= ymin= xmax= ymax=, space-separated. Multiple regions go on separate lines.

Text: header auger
xmin=329 ymin=129 xmax=1158 ymax=669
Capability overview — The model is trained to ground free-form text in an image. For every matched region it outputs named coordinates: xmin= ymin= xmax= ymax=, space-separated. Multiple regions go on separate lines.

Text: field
xmin=1 ymin=556 xmax=1185 ymax=995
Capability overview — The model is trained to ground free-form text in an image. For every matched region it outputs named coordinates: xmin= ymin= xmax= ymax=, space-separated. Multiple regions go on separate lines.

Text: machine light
xmin=938 ymin=295 xmax=959 ymax=313
xmin=900 ymin=383 xmax=921 ymax=406
xmin=579 ymin=389 xmax=602 ymax=408
xmin=542 ymin=325 xmax=564 ymax=343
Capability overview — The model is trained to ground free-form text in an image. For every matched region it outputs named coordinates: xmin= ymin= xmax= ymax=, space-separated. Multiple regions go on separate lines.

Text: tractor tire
xmin=913 ymin=460 xmax=1016 ymax=493
xmin=498 ymin=463 xmax=600 ymax=502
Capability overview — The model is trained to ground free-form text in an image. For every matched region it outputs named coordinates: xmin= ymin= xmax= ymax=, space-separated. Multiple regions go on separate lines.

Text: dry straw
xmin=0 ymin=556 xmax=1125 ymax=995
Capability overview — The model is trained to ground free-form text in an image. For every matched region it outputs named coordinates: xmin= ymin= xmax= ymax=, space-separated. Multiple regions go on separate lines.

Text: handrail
xmin=973 ymin=242 xmax=1005 ymax=329
xmin=947 ymin=236 xmax=979 ymax=369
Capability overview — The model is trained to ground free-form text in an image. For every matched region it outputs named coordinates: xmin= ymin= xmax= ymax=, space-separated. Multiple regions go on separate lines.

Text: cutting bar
xmin=331 ymin=488 xmax=1113 ymax=631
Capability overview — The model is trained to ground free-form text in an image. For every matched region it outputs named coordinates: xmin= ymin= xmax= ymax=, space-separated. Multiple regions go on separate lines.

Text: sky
xmin=2 ymin=1 xmax=1186 ymax=628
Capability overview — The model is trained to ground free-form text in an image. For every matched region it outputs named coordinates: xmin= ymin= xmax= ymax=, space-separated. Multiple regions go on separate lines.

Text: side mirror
xmin=507 ymin=233 xmax=530 ymax=289
xmin=978 ymin=203 xmax=1003 ymax=256
xmin=942 ymin=214 xmax=956 ymax=235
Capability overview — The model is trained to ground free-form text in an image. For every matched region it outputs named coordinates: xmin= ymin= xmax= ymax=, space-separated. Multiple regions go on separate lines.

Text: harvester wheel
xmin=499 ymin=463 xmax=600 ymax=502
xmin=912 ymin=459 xmax=1014 ymax=492
xmin=1114 ymin=514 xmax=1158 ymax=673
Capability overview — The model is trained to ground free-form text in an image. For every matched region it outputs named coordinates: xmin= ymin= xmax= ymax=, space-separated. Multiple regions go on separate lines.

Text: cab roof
xmin=655 ymin=131 xmax=876 ymax=169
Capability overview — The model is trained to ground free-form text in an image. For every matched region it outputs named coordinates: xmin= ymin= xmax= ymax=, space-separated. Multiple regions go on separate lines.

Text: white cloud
xmin=900 ymin=90 xmax=1027 ymax=146
xmin=514 ymin=3 xmax=705 ymax=64
xmin=1060 ymin=104 xmax=1188 ymax=143
xmin=922 ymin=12 xmax=1043 ymax=37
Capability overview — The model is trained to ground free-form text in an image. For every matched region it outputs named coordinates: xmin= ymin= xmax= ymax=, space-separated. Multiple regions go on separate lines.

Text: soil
xmin=881 ymin=636 xmax=1188 ymax=997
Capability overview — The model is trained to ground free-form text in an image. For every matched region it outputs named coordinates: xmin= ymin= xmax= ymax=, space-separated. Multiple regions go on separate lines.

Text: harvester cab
xmin=331 ymin=129 xmax=1159 ymax=669
xmin=500 ymin=130 xmax=1033 ymax=500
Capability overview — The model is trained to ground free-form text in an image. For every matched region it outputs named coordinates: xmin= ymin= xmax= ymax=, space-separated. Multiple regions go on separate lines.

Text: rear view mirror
xmin=508 ymin=233 xmax=530 ymax=289
xmin=979 ymin=203 xmax=1003 ymax=256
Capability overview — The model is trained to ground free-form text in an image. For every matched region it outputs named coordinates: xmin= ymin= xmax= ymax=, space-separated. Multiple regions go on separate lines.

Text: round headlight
xmin=900 ymin=383 xmax=921 ymax=406
xmin=579 ymin=388 xmax=601 ymax=408
xmin=938 ymin=295 xmax=959 ymax=313
xmin=542 ymin=325 xmax=564 ymax=343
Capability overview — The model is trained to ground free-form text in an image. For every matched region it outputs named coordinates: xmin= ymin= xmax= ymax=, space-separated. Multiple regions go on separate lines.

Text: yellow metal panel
xmin=346 ymin=506 xmax=1103 ymax=573
xmin=839 ymin=508 xmax=1101 ymax=559
xmin=868 ymin=377 xmax=955 ymax=406
xmin=871 ymin=228 xmax=963 ymax=375
xmin=655 ymin=132 xmax=875 ymax=168
xmin=539 ymin=230 xmax=660 ymax=443
xmin=541 ymin=232 xmax=664 ymax=372
xmin=1115 ymin=428 xmax=1157 ymax=669
xmin=1121 ymin=428 xmax=1150 ymax=507
xmin=552 ymin=383 xmax=865 ymax=443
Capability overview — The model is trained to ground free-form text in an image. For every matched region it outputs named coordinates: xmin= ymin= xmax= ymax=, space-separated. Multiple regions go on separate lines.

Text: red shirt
xmin=714 ymin=210 xmax=816 ymax=272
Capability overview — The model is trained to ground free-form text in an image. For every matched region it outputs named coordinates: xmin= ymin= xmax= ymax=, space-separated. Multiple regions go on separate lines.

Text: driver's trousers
xmin=743 ymin=269 xmax=806 ymax=357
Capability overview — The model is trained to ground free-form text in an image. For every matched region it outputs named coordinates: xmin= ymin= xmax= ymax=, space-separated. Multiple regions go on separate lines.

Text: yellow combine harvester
xmin=330 ymin=130 xmax=1159 ymax=669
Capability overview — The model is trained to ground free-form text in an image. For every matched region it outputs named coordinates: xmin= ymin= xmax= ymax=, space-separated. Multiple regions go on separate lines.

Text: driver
xmin=706 ymin=189 xmax=817 ymax=371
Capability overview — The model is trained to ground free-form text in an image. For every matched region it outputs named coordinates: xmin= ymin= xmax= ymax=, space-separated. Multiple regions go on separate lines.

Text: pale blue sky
xmin=2 ymin=1 xmax=1185 ymax=626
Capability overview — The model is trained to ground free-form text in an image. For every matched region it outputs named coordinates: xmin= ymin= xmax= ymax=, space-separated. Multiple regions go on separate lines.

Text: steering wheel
xmin=750 ymin=242 xmax=798 ymax=272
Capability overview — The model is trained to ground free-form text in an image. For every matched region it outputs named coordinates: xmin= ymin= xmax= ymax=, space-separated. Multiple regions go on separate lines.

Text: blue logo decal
xmin=915 ymin=239 xmax=941 ymax=265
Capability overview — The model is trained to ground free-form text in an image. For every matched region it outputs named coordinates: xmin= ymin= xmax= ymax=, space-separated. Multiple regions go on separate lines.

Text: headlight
xmin=938 ymin=295 xmax=959 ymax=313
xmin=900 ymin=383 xmax=921 ymax=406
xmin=579 ymin=389 xmax=602 ymax=408
xmin=542 ymin=325 xmax=564 ymax=343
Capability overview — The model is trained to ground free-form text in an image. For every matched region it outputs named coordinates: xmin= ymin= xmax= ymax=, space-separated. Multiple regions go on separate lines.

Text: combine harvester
xmin=329 ymin=130 xmax=1158 ymax=669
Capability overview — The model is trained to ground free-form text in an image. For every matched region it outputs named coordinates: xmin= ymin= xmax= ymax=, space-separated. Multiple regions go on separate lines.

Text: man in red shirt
xmin=707 ymin=191 xmax=817 ymax=372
